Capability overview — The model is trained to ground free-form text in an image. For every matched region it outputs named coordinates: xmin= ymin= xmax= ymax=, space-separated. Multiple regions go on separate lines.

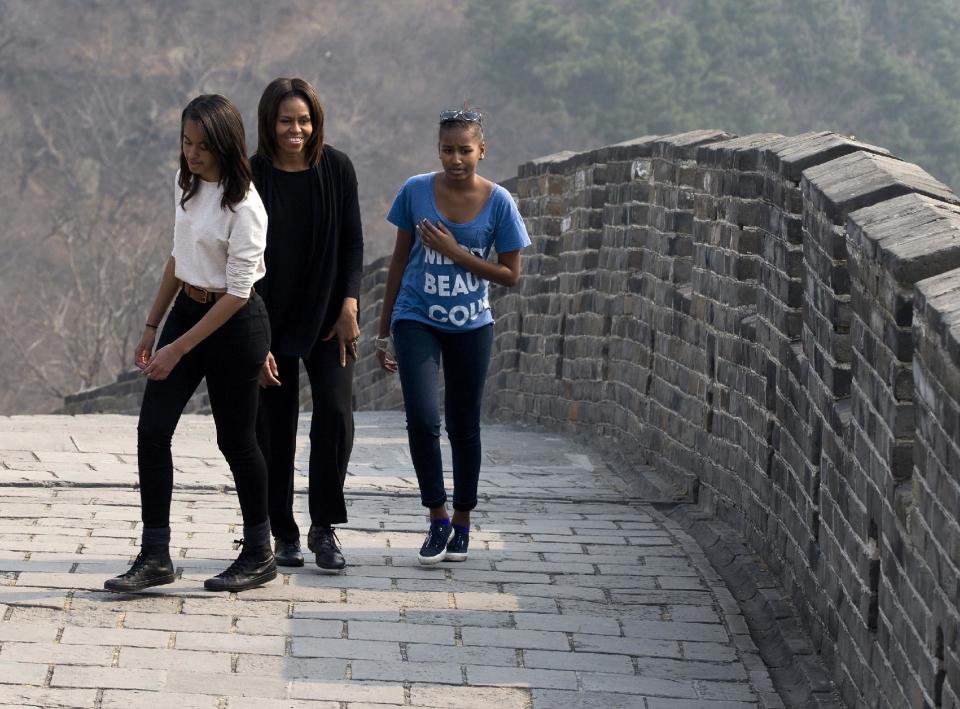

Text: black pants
xmin=256 ymin=338 xmax=354 ymax=541
xmin=137 ymin=292 xmax=271 ymax=530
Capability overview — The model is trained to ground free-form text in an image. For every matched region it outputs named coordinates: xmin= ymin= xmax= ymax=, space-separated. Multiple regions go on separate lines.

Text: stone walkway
xmin=0 ymin=412 xmax=782 ymax=708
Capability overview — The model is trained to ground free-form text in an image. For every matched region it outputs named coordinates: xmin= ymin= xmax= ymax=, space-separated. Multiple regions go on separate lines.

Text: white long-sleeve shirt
xmin=172 ymin=172 xmax=267 ymax=298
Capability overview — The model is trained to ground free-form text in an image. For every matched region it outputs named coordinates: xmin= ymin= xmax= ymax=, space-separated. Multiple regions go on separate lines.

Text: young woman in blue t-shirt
xmin=376 ymin=109 xmax=530 ymax=564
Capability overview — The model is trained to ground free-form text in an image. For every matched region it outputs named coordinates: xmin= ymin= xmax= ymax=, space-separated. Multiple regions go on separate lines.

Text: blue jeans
xmin=392 ymin=319 xmax=494 ymax=512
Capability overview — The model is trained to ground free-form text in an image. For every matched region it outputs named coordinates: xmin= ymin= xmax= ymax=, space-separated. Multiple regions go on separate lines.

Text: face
xmin=438 ymin=125 xmax=484 ymax=180
xmin=181 ymin=119 xmax=219 ymax=182
xmin=275 ymin=95 xmax=313 ymax=161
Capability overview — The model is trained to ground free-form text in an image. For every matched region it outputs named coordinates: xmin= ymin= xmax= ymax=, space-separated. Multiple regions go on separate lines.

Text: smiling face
xmin=181 ymin=118 xmax=220 ymax=182
xmin=438 ymin=125 xmax=485 ymax=181
xmin=274 ymin=95 xmax=313 ymax=167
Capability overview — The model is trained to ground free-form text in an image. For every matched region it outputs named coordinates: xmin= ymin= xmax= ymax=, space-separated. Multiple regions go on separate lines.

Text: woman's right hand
xmin=134 ymin=329 xmax=156 ymax=370
xmin=259 ymin=351 xmax=281 ymax=387
xmin=376 ymin=349 xmax=397 ymax=374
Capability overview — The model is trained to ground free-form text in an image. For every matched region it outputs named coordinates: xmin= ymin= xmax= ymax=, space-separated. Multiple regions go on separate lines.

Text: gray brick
xmin=467 ymin=665 xmax=578 ymax=689
xmin=524 ymin=649 xmax=634 ymax=673
xmin=461 ymin=627 xmax=570 ymax=651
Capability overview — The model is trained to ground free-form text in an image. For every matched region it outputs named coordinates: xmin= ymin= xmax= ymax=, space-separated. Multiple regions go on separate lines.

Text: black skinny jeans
xmin=256 ymin=338 xmax=354 ymax=542
xmin=137 ymin=291 xmax=271 ymax=530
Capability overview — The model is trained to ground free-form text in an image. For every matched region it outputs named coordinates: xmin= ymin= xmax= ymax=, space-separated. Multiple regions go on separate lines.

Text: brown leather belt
xmin=182 ymin=283 xmax=225 ymax=304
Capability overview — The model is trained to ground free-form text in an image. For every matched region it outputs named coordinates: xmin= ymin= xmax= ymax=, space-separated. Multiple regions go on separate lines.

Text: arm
xmin=417 ymin=219 xmax=522 ymax=286
xmin=142 ymin=292 xmax=249 ymax=381
xmin=376 ymin=228 xmax=414 ymax=373
xmin=322 ymin=156 xmax=365 ymax=367
xmin=135 ymin=256 xmax=181 ymax=370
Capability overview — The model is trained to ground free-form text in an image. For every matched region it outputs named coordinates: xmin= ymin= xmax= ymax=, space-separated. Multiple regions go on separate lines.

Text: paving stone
xmin=405 ymin=643 xmax=519 ymax=667
xmin=0 ymin=622 xmax=59 ymax=643
xmin=60 ymin=626 xmax=171 ymax=648
xmin=51 ymin=665 xmax=167 ymax=691
xmin=580 ymin=672 xmax=699 ymax=698
xmin=403 ymin=609 xmax=515 ymax=628
xmin=236 ymin=616 xmax=342 ymax=637
xmin=532 ymin=688 xmax=656 ymax=709
xmin=348 ymin=620 xmax=454 ymax=644
xmin=228 ymin=699 xmax=339 ymax=709
xmin=573 ymin=633 xmax=682 ymax=658
xmin=622 ymin=620 xmax=730 ymax=642
xmin=513 ymin=612 xmax=621 ymax=635
xmin=351 ymin=659 xmax=463 ymax=684
xmin=0 ymin=686 xmax=98 ymax=708
xmin=461 ymin=627 xmax=570 ymax=651
xmin=234 ymin=655 xmax=347 ymax=679
xmin=122 ymin=611 xmax=232 ymax=633
xmin=409 ymin=684 xmax=530 ymax=709
xmin=467 ymin=665 xmax=579 ymax=689
xmin=523 ymin=649 xmax=635 ymax=673
xmin=290 ymin=680 xmax=405 ymax=704
xmin=0 ymin=660 xmax=48 ymax=685
xmin=0 ymin=641 xmax=113 ymax=666
xmin=117 ymin=647 xmax=232 ymax=673
xmin=292 ymin=637 xmax=402 ymax=661
xmin=100 ymin=690 xmax=221 ymax=709
xmin=175 ymin=631 xmax=286 ymax=655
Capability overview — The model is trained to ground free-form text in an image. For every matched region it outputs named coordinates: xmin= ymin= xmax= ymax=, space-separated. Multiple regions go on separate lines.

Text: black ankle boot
xmin=104 ymin=546 xmax=176 ymax=593
xmin=308 ymin=525 xmax=346 ymax=572
xmin=204 ymin=540 xmax=277 ymax=592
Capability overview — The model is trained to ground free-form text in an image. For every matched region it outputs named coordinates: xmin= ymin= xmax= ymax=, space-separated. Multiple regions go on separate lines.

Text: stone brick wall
xmin=67 ymin=128 xmax=960 ymax=707
xmin=353 ymin=129 xmax=960 ymax=708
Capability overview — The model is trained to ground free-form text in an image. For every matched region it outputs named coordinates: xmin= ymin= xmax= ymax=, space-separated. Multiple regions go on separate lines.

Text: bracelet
xmin=145 ymin=323 xmax=159 ymax=330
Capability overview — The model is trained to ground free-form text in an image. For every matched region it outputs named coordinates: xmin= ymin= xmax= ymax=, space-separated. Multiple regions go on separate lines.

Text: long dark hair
xmin=255 ymin=77 xmax=325 ymax=167
xmin=178 ymin=94 xmax=252 ymax=211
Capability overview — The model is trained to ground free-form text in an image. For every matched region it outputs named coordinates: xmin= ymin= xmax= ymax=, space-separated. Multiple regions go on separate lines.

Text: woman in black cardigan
xmin=252 ymin=77 xmax=363 ymax=571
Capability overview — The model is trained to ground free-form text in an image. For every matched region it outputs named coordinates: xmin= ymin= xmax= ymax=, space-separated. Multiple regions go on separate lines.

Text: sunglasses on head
xmin=439 ymin=109 xmax=482 ymax=124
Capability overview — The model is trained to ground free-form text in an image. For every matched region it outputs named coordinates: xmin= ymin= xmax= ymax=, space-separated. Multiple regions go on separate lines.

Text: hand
xmin=259 ymin=351 xmax=281 ymax=388
xmin=134 ymin=329 xmax=156 ymax=370
xmin=376 ymin=348 xmax=397 ymax=374
xmin=142 ymin=343 xmax=184 ymax=381
xmin=322 ymin=302 xmax=360 ymax=367
xmin=417 ymin=219 xmax=459 ymax=260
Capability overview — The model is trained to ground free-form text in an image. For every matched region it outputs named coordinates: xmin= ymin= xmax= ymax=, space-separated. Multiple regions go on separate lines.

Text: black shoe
xmin=307 ymin=525 xmax=346 ymax=572
xmin=104 ymin=547 xmax=176 ymax=593
xmin=274 ymin=538 xmax=304 ymax=567
xmin=418 ymin=521 xmax=453 ymax=565
xmin=445 ymin=527 xmax=469 ymax=562
xmin=204 ymin=540 xmax=277 ymax=592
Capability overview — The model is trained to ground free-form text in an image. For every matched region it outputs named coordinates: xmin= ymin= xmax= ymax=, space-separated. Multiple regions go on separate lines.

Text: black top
xmin=251 ymin=147 xmax=364 ymax=357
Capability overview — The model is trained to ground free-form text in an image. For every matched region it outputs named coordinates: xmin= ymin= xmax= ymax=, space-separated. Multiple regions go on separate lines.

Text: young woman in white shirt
xmin=105 ymin=94 xmax=276 ymax=593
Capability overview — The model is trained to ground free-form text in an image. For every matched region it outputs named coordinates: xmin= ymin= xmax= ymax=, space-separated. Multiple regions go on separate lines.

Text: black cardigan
xmin=251 ymin=147 xmax=364 ymax=357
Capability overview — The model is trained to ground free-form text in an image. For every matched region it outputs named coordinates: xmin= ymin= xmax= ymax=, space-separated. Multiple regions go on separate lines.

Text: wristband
xmin=145 ymin=323 xmax=159 ymax=330
xmin=374 ymin=337 xmax=390 ymax=352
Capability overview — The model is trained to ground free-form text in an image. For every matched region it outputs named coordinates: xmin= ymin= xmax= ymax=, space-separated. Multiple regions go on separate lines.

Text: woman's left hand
xmin=323 ymin=299 xmax=360 ymax=367
xmin=142 ymin=343 xmax=184 ymax=381
xmin=417 ymin=219 xmax=460 ymax=260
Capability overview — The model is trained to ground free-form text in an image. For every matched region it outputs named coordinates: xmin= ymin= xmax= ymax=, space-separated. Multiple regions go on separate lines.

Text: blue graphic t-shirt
xmin=386 ymin=172 xmax=531 ymax=332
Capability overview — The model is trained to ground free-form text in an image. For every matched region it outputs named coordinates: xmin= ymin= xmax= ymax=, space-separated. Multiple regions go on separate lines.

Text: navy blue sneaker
xmin=418 ymin=521 xmax=453 ymax=565
xmin=445 ymin=527 xmax=469 ymax=562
